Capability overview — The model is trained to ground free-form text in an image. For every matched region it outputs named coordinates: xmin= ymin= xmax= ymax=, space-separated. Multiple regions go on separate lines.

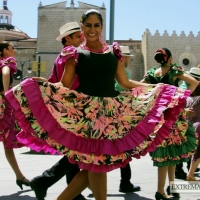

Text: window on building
xmin=0 ymin=16 xmax=3 ymax=23
xmin=183 ymin=58 xmax=190 ymax=65
xmin=5 ymin=16 xmax=8 ymax=24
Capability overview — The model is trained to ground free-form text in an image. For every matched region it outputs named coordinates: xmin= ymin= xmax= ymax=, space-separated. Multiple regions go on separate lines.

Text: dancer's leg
xmin=168 ymin=165 xmax=175 ymax=184
xmin=88 ymin=171 xmax=107 ymax=200
xmin=4 ymin=149 xmax=28 ymax=181
xmin=167 ymin=165 xmax=180 ymax=197
xmin=187 ymin=158 xmax=200 ymax=179
xmin=157 ymin=166 xmax=168 ymax=194
xmin=56 ymin=170 xmax=88 ymax=200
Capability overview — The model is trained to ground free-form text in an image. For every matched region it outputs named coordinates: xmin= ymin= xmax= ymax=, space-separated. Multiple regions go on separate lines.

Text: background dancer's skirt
xmin=150 ymin=110 xmax=197 ymax=166
xmin=0 ymin=95 xmax=23 ymax=149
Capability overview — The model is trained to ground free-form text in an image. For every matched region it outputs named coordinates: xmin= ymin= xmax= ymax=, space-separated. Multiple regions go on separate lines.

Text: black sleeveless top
xmin=147 ymin=73 xmax=179 ymax=86
xmin=144 ymin=65 xmax=184 ymax=87
xmin=75 ymin=47 xmax=119 ymax=97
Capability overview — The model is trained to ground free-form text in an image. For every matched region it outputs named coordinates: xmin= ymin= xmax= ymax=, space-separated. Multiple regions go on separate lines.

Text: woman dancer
xmin=141 ymin=48 xmax=198 ymax=199
xmin=5 ymin=11 xmax=194 ymax=200
xmin=0 ymin=42 xmax=29 ymax=190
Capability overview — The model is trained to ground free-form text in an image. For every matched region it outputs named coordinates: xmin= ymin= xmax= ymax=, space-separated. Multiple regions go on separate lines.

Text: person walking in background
xmin=29 ymin=22 xmax=86 ymax=200
xmin=180 ymin=67 xmax=200 ymax=181
xmin=115 ymin=45 xmax=133 ymax=92
xmin=0 ymin=42 xmax=29 ymax=190
xmin=115 ymin=45 xmax=140 ymax=193
xmin=175 ymin=67 xmax=200 ymax=180
xmin=5 ymin=10 xmax=194 ymax=200
xmin=48 ymin=22 xmax=81 ymax=89
xmin=141 ymin=47 xmax=198 ymax=200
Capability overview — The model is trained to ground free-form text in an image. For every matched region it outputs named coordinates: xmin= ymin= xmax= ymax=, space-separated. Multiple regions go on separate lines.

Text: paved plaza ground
xmin=0 ymin=143 xmax=200 ymax=200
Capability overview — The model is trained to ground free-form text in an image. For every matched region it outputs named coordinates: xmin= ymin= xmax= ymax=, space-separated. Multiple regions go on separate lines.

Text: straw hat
xmin=186 ymin=67 xmax=200 ymax=79
xmin=56 ymin=22 xmax=81 ymax=41
xmin=120 ymin=46 xmax=134 ymax=56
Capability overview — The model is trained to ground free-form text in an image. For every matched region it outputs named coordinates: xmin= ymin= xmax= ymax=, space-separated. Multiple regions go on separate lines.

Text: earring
xmin=80 ymin=32 xmax=85 ymax=43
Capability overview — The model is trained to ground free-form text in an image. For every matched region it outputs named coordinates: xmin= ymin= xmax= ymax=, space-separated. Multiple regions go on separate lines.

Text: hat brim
xmin=186 ymin=71 xmax=200 ymax=79
xmin=121 ymin=53 xmax=134 ymax=57
xmin=56 ymin=29 xmax=81 ymax=41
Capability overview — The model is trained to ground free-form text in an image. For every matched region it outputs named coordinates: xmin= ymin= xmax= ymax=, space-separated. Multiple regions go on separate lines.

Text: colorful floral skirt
xmin=5 ymin=78 xmax=194 ymax=172
xmin=192 ymin=122 xmax=200 ymax=161
xmin=0 ymin=95 xmax=22 ymax=149
xmin=150 ymin=110 xmax=197 ymax=167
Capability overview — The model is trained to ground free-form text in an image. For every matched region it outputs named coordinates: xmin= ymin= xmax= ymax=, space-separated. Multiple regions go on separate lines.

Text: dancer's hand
xmin=54 ymin=82 xmax=64 ymax=87
xmin=185 ymin=107 xmax=195 ymax=117
xmin=32 ymin=77 xmax=48 ymax=82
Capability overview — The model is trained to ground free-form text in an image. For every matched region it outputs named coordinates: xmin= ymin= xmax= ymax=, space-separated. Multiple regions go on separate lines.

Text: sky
xmin=7 ymin=0 xmax=200 ymax=40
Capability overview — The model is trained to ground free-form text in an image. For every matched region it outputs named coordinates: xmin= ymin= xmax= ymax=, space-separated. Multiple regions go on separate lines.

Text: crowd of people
xmin=0 ymin=8 xmax=200 ymax=200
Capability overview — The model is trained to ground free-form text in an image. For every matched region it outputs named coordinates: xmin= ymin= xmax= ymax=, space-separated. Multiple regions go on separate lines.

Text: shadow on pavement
xmin=21 ymin=150 xmax=60 ymax=155
xmin=0 ymin=190 xmax=35 ymax=200
xmin=88 ymin=193 xmax=153 ymax=200
xmin=21 ymin=150 xmax=47 ymax=155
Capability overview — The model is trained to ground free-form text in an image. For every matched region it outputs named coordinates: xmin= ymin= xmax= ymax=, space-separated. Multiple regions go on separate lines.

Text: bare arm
xmin=32 ymin=77 xmax=48 ymax=82
xmin=176 ymin=73 xmax=198 ymax=93
xmin=60 ymin=57 xmax=76 ymax=88
xmin=185 ymin=107 xmax=195 ymax=117
xmin=2 ymin=66 xmax=10 ymax=92
xmin=115 ymin=60 xmax=149 ymax=89
xmin=32 ymin=77 xmax=63 ymax=87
